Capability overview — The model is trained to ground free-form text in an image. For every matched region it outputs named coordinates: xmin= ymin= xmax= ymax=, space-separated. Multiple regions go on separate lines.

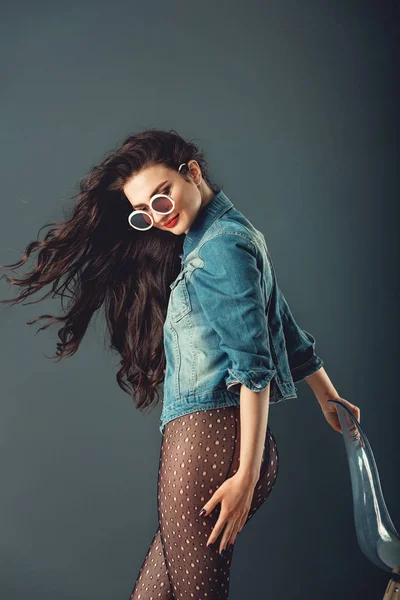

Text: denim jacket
xmin=159 ymin=189 xmax=324 ymax=434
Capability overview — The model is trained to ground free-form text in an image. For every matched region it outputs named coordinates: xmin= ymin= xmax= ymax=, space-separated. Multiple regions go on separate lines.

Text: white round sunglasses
xmin=128 ymin=163 xmax=187 ymax=231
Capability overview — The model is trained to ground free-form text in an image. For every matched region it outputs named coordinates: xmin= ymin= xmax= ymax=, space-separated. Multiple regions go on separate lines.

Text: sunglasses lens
xmin=152 ymin=195 xmax=174 ymax=214
xmin=129 ymin=211 xmax=153 ymax=230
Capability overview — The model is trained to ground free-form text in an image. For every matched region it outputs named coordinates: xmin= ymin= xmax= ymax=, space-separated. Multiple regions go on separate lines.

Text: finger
xmin=206 ymin=511 xmax=229 ymax=547
xmin=225 ymin=516 xmax=240 ymax=548
xmin=199 ymin=492 xmax=221 ymax=518
xmin=237 ymin=510 xmax=249 ymax=533
xmin=219 ymin=518 xmax=237 ymax=554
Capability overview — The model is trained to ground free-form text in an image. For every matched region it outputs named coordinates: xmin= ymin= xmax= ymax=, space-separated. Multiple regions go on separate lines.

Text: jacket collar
xmin=182 ymin=189 xmax=233 ymax=260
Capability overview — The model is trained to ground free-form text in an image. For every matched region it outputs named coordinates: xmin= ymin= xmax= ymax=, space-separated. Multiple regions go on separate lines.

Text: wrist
xmin=236 ymin=466 xmax=259 ymax=486
xmin=304 ymin=367 xmax=339 ymax=407
xmin=316 ymin=390 xmax=340 ymax=407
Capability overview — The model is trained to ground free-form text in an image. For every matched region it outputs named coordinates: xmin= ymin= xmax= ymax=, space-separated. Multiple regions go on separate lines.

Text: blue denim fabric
xmin=159 ymin=189 xmax=323 ymax=434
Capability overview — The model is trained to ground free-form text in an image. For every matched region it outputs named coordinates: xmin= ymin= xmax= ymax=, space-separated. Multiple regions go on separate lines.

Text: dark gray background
xmin=1 ymin=1 xmax=398 ymax=598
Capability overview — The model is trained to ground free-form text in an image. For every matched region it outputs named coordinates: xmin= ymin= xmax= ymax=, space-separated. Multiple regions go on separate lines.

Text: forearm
xmin=235 ymin=366 xmax=335 ymax=483
xmin=236 ymin=383 xmax=271 ymax=484
xmin=305 ymin=366 xmax=339 ymax=406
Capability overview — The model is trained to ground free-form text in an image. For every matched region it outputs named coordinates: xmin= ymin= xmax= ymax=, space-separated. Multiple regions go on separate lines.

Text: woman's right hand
xmin=199 ymin=470 xmax=257 ymax=554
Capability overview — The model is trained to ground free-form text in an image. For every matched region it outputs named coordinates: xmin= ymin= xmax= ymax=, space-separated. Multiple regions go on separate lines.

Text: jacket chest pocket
xmin=169 ymin=270 xmax=192 ymax=323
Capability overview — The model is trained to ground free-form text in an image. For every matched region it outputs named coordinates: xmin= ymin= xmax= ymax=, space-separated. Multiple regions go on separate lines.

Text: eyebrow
xmin=132 ymin=180 xmax=169 ymax=208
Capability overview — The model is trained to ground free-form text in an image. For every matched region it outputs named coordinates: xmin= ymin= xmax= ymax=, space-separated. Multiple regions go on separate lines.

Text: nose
xmin=152 ymin=211 xmax=167 ymax=226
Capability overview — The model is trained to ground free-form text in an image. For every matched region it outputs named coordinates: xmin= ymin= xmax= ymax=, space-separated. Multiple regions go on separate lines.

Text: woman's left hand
xmin=320 ymin=395 xmax=361 ymax=433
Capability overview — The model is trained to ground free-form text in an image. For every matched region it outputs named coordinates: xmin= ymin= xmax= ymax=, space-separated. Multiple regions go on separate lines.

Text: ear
xmin=187 ymin=160 xmax=201 ymax=184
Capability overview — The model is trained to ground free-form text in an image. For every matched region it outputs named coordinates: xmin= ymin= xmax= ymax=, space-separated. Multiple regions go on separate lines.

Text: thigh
xmin=129 ymin=528 xmax=173 ymax=600
xmin=157 ymin=406 xmax=279 ymax=599
xmin=158 ymin=408 xmax=237 ymax=599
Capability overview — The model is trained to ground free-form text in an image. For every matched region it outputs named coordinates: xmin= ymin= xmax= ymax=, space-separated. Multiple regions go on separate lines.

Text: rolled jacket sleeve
xmin=193 ymin=232 xmax=276 ymax=393
xmin=276 ymin=284 xmax=324 ymax=382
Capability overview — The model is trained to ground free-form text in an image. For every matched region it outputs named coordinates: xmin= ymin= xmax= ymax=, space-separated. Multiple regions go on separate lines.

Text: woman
xmin=0 ymin=129 xmax=360 ymax=599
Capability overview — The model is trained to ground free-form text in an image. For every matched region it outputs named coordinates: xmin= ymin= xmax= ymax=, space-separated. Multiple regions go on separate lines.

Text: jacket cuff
xmin=225 ymin=368 xmax=277 ymax=393
xmin=291 ymin=355 xmax=324 ymax=383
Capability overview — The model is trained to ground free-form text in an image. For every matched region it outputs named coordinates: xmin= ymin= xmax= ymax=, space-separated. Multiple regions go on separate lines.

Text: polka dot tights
xmin=129 ymin=406 xmax=279 ymax=599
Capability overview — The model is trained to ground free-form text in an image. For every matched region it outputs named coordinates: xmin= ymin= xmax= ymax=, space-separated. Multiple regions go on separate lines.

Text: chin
xmin=171 ymin=216 xmax=185 ymax=234
xmin=163 ymin=213 xmax=187 ymax=234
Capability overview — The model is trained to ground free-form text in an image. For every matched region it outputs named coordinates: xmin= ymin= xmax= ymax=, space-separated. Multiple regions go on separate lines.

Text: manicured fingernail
xmin=229 ymin=544 xmax=234 ymax=551
xmin=199 ymin=509 xmax=206 ymax=516
xmin=220 ymin=549 xmax=225 ymax=557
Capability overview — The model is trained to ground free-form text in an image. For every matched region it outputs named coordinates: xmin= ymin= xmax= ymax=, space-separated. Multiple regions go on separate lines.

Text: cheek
xmin=175 ymin=192 xmax=188 ymax=212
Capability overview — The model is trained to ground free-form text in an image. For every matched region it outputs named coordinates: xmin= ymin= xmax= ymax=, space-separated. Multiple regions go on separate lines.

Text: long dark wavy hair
xmin=0 ymin=129 xmax=222 ymax=414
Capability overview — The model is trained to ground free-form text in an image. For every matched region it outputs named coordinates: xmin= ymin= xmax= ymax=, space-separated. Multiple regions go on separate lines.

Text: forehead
xmin=123 ymin=164 xmax=172 ymax=202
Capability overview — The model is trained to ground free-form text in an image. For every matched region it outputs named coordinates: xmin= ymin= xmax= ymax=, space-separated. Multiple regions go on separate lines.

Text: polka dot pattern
xmin=129 ymin=406 xmax=279 ymax=599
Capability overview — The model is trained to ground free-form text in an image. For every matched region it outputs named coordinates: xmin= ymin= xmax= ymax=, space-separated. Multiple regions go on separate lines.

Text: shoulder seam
xmin=199 ymin=228 xmax=258 ymax=256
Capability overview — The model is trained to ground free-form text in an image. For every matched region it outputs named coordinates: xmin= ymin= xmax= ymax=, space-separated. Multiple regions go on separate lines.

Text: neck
xmin=199 ymin=182 xmax=215 ymax=209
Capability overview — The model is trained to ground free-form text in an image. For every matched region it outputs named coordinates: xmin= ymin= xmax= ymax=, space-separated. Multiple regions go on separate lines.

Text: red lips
xmin=165 ymin=213 xmax=179 ymax=227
